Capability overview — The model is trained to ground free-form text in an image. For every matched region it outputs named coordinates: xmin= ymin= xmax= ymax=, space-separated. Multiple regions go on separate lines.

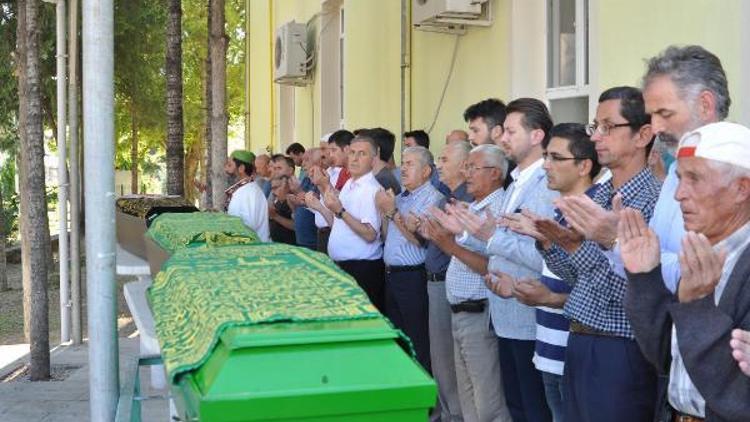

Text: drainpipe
xmin=82 ymin=0 xmax=119 ymax=419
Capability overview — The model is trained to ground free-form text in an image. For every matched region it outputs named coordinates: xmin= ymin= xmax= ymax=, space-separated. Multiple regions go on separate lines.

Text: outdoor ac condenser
xmin=412 ymin=0 xmax=491 ymax=29
xmin=274 ymin=20 xmax=308 ymax=85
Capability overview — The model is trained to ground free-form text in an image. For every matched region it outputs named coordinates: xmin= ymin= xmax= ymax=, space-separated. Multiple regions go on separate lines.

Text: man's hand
xmin=617 ymin=208 xmax=661 ymax=274
xmin=404 ymin=212 xmax=422 ymax=234
xmin=375 ymin=189 xmax=396 ymax=215
xmin=430 ymin=206 xmax=467 ymax=235
xmin=677 ymin=231 xmax=727 ymax=303
xmin=511 ymin=278 xmax=553 ymax=307
xmin=304 ymin=191 xmax=322 ymax=211
xmin=193 ymin=179 xmax=207 ymax=193
xmin=451 ymin=206 xmax=496 ymax=241
xmin=484 ymin=271 xmax=514 ymax=298
xmin=501 ymin=210 xmax=548 ymax=243
xmin=556 ymin=193 xmax=621 ymax=248
xmin=310 ymin=166 xmax=330 ymax=190
xmin=424 ymin=217 xmax=455 ymax=251
xmin=268 ymin=203 xmax=278 ymax=219
xmin=534 ymin=218 xmax=584 ymax=253
xmin=731 ymin=329 xmax=750 ymax=377
xmin=323 ymin=189 xmax=343 ymax=215
xmin=288 ymin=175 xmax=302 ymax=194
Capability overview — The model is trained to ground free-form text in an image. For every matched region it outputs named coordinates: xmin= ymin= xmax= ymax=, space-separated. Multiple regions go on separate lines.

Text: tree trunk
xmin=203 ymin=58 xmax=213 ymax=208
xmin=130 ymin=105 xmax=138 ymax=194
xmin=17 ymin=0 xmax=32 ymax=344
xmin=165 ymin=0 xmax=184 ymax=196
xmin=23 ymin=0 xmax=51 ymax=381
xmin=209 ymin=0 xmax=227 ymax=208
xmin=0 ymin=183 xmax=8 ymax=292
xmin=202 ymin=2 xmax=213 ymax=209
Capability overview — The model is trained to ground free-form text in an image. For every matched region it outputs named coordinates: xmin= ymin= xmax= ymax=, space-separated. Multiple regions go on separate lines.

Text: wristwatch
xmin=336 ymin=208 xmax=346 ymax=219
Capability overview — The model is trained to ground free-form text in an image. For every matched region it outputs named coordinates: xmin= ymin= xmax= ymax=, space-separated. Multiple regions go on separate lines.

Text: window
xmin=338 ymin=7 xmax=345 ymax=126
xmin=320 ymin=0 xmax=344 ymax=134
xmin=547 ymin=0 xmax=589 ymax=123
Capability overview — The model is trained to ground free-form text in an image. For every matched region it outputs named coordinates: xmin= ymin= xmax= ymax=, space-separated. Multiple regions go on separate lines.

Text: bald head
xmin=446 ymin=129 xmax=469 ymax=145
xmin=254 ymin=154 xmax=271 ymax=178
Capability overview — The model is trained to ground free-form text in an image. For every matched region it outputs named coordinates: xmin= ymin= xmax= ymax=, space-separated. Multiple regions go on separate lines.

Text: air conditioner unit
xmin=274 ymin=20 xmax=309 ymax=85
xmin=412 ymin=0 xmax=492 ymax=30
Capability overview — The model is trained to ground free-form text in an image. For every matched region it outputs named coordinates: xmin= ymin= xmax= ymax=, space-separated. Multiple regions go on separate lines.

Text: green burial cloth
xmin=115 ymin=195 xmax=194 ymax=218
xmin=146 ymin=212 xmax=259 ymax=253
xmin=148 ymin=243 xmax=381 ymax=383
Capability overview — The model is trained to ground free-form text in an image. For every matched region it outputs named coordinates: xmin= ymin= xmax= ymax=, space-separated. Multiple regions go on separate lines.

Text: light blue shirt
xmin=609 ymin=162 xmax=684 ymax=292
xmin=384 ymin=181 xmax=444 ymax=266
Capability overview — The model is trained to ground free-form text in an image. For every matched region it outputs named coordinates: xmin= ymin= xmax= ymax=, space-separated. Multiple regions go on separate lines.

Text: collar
xmin=510 ymin=158 xmax=544 ymax=187
xmin=402 ymin=180 xmax=432 ymax=198
xmin=471 ymin=187 xmax=504 ymax=212
xmin=714 ymin=221 xmax=750 ymax=255
xmin=224 ymin=177 xmax=252 ymax=194
xmin=348 ymin=171 xmax=375 ymax=188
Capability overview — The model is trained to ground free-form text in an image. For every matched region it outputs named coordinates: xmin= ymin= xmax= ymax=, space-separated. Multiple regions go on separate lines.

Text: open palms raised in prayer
xmin=617 ymin=208 xmax=661 ymax=274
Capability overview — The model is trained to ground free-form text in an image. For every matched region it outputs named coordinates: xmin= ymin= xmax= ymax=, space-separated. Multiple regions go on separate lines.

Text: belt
xmin=569 ymin=321 xmax=619 ymax=337
xmin=673 ymin=411 xmax=704 ymax=422
xmin=385 ymin=264 xmax=424 ymax=273
xmin=450 ymin=299 xmax=487 ymax=314
xmin=427 ymin=271 xmax=447 ymax=282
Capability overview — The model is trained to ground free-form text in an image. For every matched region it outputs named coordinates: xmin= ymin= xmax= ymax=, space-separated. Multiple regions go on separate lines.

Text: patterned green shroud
xmin=146 ymin=212 xmax=260 ymax=253
xmin=115 ymin=195 xmax=195 ymax=218
xmin=147 ymin=243 xmax=382 ymax=383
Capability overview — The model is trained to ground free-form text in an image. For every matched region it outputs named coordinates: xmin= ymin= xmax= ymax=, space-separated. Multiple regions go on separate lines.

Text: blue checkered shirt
xmin=445 ymin=187 xmax=505 ymax=305
xmin=540 ymin=168 xmax=661 ymax=338
xmin=384 ymin=181 xmax=444 ymax=266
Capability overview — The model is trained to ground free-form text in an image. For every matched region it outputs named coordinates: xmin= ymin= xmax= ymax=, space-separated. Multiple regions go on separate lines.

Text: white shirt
xmin=327 ymin=171 xmax=383 ymax=261
xmin=226 ymin=181 xmax=270 ymax=242
xmin=505 ymin=158 xmax=544 ymax=212
xmin=313 ymin=167 xmax=342 ymax=229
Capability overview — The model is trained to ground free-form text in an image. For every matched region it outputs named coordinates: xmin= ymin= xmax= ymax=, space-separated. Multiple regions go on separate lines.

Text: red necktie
xmin=335 ymin=168 xmax=351 ymax=191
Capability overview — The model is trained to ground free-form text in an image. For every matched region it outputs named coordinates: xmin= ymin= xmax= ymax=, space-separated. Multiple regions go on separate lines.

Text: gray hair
xmin=351 ymin=136 xmax=379 ymax=156
xmin=471 ymin=144 xmax=508 ymax=176
xmin=402 ymin=146 xmax=434 ymax=168
xmin=706 ymin=160 xmax=750 ymax=186
xmin=642 ymin=45 xmax=730 ymax=119
xmin=445 ymin=141 xmax=472 ymax=161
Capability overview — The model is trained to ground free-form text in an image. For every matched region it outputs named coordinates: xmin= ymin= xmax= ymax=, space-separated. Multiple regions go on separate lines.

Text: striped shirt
xmin=384 ymin=181 xmax=444 ymax=266
xmin=445 ymin=187 xmax=505 ymax=305
xmin=669 ymin=221 xmax=750 ymax=417
xmin=533 ymin=186 xmax=597 ymax=375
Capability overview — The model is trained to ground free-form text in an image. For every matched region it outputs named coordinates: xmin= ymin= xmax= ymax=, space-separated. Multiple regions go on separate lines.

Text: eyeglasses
xmin=542 ymin=152 xmax=585 ymax=163
xmin=465 ymin=165 xmax=498 ymax=174
xmin=585 ymin=122 xmax=631 ymax=137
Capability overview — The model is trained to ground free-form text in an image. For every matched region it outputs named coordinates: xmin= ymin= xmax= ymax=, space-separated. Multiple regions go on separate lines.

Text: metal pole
xmin=82 ymin=0 xmax=118 ymax=419
xmin=54 ymin=0 xmax=70 ymax=344
xmin=69 ymin=0 xmax=82 ymax=345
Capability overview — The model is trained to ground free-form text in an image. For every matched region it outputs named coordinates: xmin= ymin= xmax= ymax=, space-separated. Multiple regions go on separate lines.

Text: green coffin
xmin=174 ymin=319 xmax=435 ymax=421
xmin=148 ymin=243 xmax=435 ymax=421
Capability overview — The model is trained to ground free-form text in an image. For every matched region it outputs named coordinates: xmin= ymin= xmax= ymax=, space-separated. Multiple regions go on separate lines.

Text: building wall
xmin=246 ymin=0 xmax=750 ymax=157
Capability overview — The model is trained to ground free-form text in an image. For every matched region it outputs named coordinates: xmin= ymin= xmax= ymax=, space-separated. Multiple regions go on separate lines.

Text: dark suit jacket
xmin=625 ymin=245 xmax=750 ymax=421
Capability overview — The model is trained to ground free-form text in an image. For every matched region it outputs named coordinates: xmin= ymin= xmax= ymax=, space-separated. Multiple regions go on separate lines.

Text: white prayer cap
xmin=678 ymin=122 xmax=750 ymax=171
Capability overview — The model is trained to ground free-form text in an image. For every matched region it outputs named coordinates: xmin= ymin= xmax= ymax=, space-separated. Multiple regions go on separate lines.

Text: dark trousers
xmin=385 ymin=266 xmax=431 ymax=372
xmin=336 ymin=259 xmax=385 ymax=312
xmin=317 ymin=228 xmax=331 ymax=253
xmin=563 ymin=333 xmax=657 ymax=422
xmin=497 ymin=337 xmax=552 ymax=422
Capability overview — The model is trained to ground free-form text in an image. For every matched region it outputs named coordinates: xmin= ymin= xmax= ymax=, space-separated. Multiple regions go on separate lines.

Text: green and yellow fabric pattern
xmin=116 ymin=195 xmax=194 ymax=218
xmin=146 ymin=212 xmax=259 ymax=253
xmin=147 ymin=243 xmax=381 ymax=383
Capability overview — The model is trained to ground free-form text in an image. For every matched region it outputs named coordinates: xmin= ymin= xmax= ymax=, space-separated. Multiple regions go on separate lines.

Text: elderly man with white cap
xmin=620 ymin=121 xmax=750 ymax=421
